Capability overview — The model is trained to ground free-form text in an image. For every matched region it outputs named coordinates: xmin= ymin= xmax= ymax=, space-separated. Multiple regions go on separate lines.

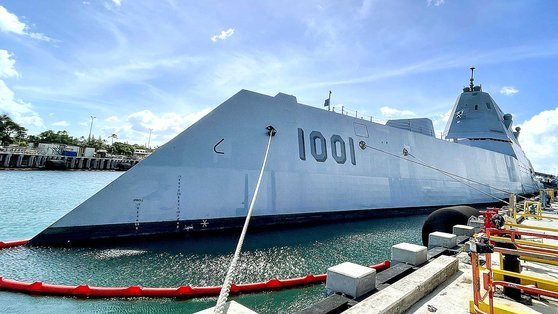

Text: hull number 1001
xmin=297 ymin=128 xmax=356 ymax=165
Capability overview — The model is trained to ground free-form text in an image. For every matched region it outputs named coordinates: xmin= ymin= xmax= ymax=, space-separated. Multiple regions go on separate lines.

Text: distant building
xmin=29 ymin=143 xmax=83 ymax=156
xmin=35 ymin=143 xmax=64 ymax=156
xmin=133 ymin=149 xmax=150 ymax=160
xmin=62 ymin=145 xmax=80 ymax=157
xmin=96 ymin=149 xmax=108 ymax=158
xmin=82 ymin=147 xmax=96 ymax=157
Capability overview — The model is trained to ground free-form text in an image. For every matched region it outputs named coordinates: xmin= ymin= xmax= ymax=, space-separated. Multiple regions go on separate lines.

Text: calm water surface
xmin=0 ymin=171 xmax=426 ymax=313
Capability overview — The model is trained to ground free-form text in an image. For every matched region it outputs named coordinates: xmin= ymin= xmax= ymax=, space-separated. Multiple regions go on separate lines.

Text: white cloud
xmin=70 ymin=56 xmax=198 ymax=90
xmin=94 ymin=108 xmax=212 ymax=146
xmin=0 ymin=6 xmax=25 ymax=35
xmin=211 ymin=28 xmax=235 ymax=42
xmin=500 ymin=86 xmax=519 ymax=96
xmin=112 ymin=0 xmax=122 ymax=6
xmin=205 ymin=52 xmax=305 ymax=98
xmin=0 ymin=49 xmax=30 ymax=129
xmin=0 ymin=80 xmax=43 ymax=127
xmin=440 ymin=109 xmax=451 ymax=122
xmin=0 ymin=50 xmax=18 ymax=78
xmin=105 ymin=115 xmax=120 ymax=122
xmin=0 ymin=5 xmax=52 ymax=41
xmin=429 ymin=109 xmax=453 ymax=139
xmin=306 ymin=44 xmax=558 ymax=90
xmin=28 ymin=32 xmax=52 ymax=41
xmin=380 ymin=106 xmax=416 ymax=117
xmin=127 ymin=108 xmax=212 ymax=133
xmin=427 ymin=0 xmax=445 ymax=6
xmin=518 ymin=107 xmax=558 ymax=174
xmin=52 ymin=120 xmax=69 ymax=127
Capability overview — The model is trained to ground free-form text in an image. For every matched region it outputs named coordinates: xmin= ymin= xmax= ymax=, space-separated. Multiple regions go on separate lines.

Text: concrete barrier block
xmin=344 ymin=255 xmax=458 ymax=314
xmin=467 ymin=218 xmax=484 ymax=233
xmin=194 ymin=300 xmax=258 ymax=314
xmin=391 ymin=243 xmax=427 ymax=266
xmin=326 ymin=262 xmax=376 ymax=298
xmin=429 ymin=231 xmax=457 ymax=249
xmin=453 ymin=224 xmax=475 ymax=237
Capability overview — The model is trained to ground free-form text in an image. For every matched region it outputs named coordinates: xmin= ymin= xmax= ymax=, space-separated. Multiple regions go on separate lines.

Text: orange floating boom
xmin=0 ymin=238 xmax=390 ymax=298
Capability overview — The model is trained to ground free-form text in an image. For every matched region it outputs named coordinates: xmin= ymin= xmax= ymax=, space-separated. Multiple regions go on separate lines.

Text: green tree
xmin=0 ymin=114 xmax=27 ymax=146
xmin=87 ymin=135 xmax=109 ymax=150
xmin=27 ymin=130 xmax=80 ymax=145
xmin=112 ymin=141 xmax=135 ymax=156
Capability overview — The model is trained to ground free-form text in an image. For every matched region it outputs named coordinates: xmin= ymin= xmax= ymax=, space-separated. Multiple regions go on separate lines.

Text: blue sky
xmin=1 ymin=0 xmax=557 ymax=173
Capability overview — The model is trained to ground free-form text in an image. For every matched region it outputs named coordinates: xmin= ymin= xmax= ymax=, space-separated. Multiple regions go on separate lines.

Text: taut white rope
xmin=214 ymin=127 xmax=275 ymax=314
xmin=363 ymin=143 xmax=510 ymax=205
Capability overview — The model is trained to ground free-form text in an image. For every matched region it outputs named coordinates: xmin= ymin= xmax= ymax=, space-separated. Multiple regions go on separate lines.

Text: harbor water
xmin=0 ymin=171 xmax=426 ymax=313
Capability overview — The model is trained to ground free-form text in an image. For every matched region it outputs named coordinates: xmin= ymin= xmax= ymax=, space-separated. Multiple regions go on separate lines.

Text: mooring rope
xmin=405 ymin=151 xmax=528 ymax=200
xmin=362 ymin=143 xmax=510 ymax=205
xmin=214 ymin=126 xmax=276 ymax=314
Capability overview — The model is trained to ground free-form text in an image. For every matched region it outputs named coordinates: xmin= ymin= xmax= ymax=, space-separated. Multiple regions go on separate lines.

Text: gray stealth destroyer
xmin=30 ymin=70 xmax=539 ymax=245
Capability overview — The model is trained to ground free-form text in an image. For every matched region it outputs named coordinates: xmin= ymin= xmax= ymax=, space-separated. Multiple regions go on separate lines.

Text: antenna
xmin=469 ymin=67 xmax=475 ymax=90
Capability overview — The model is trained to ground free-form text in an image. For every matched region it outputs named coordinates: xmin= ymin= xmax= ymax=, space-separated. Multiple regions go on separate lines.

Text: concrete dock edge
xmin=343 ymin=255 xmax=458 ymax=314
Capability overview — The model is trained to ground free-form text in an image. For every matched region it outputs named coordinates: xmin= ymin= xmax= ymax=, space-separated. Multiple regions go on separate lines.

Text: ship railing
xmin=328 ymin=105 xmax=454 ymax=140
xmin=330 ymin=105 xmax=375 ymax=122
xmin=470 ymin=227 xmax=558 ymax=313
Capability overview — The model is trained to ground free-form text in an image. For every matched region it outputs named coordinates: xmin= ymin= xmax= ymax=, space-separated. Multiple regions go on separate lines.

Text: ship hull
xmin=30 ymin=90 xmax=540 ymax=246
xmin=30 ymin=202 xmax=505 ymax=246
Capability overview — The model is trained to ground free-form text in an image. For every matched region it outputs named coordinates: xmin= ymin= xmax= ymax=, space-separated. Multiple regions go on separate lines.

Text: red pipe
xmin=493 ymin=281 xmax=558 ymax=299
xmin=0 ymin=239 xmax=391 ymax=298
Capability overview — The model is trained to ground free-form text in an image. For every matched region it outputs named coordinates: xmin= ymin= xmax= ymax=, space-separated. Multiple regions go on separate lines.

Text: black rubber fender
xmin=43 ymin=159 xmax=67 ymax=170
xmin=115 ymin=162 xmax=132 ymax=171
xmin=422 ymin=206 xmax=480 ymax=246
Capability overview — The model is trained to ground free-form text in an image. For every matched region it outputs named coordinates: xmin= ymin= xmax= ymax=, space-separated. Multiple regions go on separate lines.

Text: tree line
xmin=0 ymin=114 xmax=153 ymax=156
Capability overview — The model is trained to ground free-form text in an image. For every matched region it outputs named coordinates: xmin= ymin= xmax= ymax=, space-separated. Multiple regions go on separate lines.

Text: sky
xmin=0 ymin=0 xmax=557 ymax=173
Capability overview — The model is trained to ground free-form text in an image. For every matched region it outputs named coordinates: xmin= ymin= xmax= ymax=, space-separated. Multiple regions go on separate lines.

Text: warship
xmin=30 ymin=69 xmax=540 ymax=245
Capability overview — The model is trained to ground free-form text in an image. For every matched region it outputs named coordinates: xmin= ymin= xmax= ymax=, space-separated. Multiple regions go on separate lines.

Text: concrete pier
xmin=16 ymin=154 xmax=23 ymax=167
xmin=344 ymin=198 xmax=558 ymax=314
xmin=344 ymin=255 xmax=458 ymax=314
xmin=3 ymin=154 xmax=11 ymax=167
xmin=0 ymin=152 xmax=139 ymax=171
